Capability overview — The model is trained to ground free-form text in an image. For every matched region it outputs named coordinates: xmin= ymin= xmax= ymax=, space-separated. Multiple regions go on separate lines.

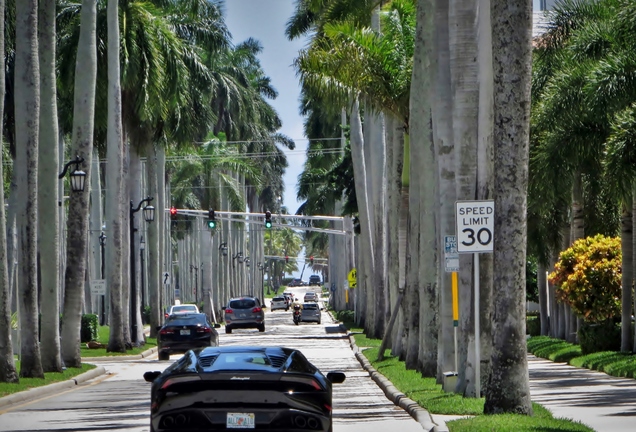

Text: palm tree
xmin=60 ymin=0 xmax=98 ymax=368
xmin=14 ymin=0 xmax=43 ymax=378
xmin=0 ymin=0 xmax=18 ymax=384
xmin=483 ymin=0 xmax=533 ymax=415
xmin=38 ymin=0 xmax=63 ymax=373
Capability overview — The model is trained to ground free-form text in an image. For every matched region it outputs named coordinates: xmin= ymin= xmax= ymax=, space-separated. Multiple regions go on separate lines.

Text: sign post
xmin=90 ymin=279 xmax=106 ymax=296
xmin=444 ymin=235 xmax=460 ymax=375
xmin=456 ymin=200 xmax=494 ymax=398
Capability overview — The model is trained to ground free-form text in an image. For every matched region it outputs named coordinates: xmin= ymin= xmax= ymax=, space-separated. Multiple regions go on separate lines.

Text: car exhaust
xmin=162 ymin=416 xmax=174 ymax=427
xmin=294 ymin=415 xmax=307 ymax=428
xmin=307 ymin=417 xmax=319 ymax=429
xmin=175 ymin=414 xmax=187 ymax=426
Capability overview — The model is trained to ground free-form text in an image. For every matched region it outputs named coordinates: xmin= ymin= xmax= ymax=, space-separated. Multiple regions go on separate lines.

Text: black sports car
xmin=157 ymin=313 xmax=221 ymax=361
xmin=144 ymin=345 xmax=346 ymax=432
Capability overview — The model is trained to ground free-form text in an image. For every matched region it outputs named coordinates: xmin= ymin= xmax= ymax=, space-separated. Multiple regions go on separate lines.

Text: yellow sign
xmin=347 ymin=268 xmax=357 ymax=288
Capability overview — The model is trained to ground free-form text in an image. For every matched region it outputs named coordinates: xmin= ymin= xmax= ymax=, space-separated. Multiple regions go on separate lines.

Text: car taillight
xmin=160 ymin=328 xmax=175 ymax=335
xmin=252 ymin=307 xmax=262 ymax=313
xmin=160 ymin=375 xmax=201 ymax=390
xmin=281 ymin=375 xmax=322 ymax=391
xmin=225 ymin=308 xmax=233 ymax=314
xmin=196 ymin=327 xmax=211 ymax=333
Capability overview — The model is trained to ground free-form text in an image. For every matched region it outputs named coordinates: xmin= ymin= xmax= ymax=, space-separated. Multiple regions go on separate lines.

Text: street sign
xmin=455 ymin=200 xmax=494 ymax=253
xmin=347 ymin=268 xmax=357 ymax=289
xmin=444 ymin=235 xmax=459 ymax=272
xmin=90 ymin=279 xmax=106 ymax=296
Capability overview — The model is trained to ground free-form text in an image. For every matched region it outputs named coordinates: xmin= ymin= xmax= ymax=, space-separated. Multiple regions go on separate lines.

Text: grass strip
xmin=528 ymin=336 xmax=636 ymax=378
xmin=81 ymin=325 xmax=157 ymax=358
xmin=0 ymin=362 xmax=96 ymax=398
xmin=349 ymin=330 xmax=595 ymax=431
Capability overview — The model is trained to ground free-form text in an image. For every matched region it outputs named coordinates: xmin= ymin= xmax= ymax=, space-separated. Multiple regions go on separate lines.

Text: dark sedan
xmin=157 ymin=313 xmax=220 ymax=361
xmin=144 ymin=345 xmax=346 ymax=432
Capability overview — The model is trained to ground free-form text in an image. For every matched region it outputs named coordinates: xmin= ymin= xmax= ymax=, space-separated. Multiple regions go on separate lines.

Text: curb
xmin=81 ymin=346 xmax=157 ymax=362
xmin=0 ymin=366 xmax=106 ymax=410
xmin=345 ymin=330 xmax=445 ymax=432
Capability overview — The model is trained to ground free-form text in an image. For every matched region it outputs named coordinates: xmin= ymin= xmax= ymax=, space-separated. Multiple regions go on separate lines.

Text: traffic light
xmin=170 ymin=207 xmax=177 ymax=220
xmin=285 ymin=255 xmax=289 ymax=263
xmin=207 ymin=209 xmax=217 ymax=229
xmin=310 ymin=256 xmax=314 ymax=265
xmin=264 ymin=211 xmax=272 ymax=229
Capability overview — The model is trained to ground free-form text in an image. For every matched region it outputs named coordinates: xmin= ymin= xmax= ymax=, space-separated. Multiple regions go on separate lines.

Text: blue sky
xmin=223 ymin=0 xmax=309 ymax=215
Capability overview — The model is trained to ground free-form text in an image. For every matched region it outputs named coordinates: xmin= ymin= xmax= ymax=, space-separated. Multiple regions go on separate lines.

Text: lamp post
xmin=190 ymin=264 xmax=199 ymax=304
xmin=99 ymin=231 xmax=106 ymax=325
xmin=232 ymin=251 xmax=244 ymax=268
xmin=130 ymin=197 xmax=154 ymax=345
xmin=139 ymin=236 xmax=146 ymax=317
xmin=219 ymin=242 xmax=228 ymax=257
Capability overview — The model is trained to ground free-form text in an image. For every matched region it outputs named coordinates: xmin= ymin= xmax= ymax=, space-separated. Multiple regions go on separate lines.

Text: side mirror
xmin=261 ymin=304 xmax=266 ymax=309
xmin=221 ymin=306 xmax=226 ymax=311
xmin=156 ymin=326 xmax=162 ymax=331
xmin=143 ymin=371 xmax=162 ymax=383
xmin=213 ymin=323 xmax=221 ymax=328
xmin=327 ymin=371 xmax=346 ymax=384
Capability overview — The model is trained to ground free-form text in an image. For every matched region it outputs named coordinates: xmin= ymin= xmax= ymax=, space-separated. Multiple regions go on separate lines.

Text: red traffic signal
xmin=285 ymin=255 xmax=289 ymax=263
xmin=170 ymin=207 xmax=177 ymax=220
xmin=310 ymin=256 xmax=314 ymax=265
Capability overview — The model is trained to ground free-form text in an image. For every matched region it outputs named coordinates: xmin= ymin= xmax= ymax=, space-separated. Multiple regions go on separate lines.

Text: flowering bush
xmin=548 ymin=234 xmax=622 ymax=323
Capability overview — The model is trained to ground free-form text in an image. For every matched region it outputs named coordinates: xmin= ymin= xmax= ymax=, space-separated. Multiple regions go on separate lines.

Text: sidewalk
xmin=528 ymin=354 xmax=636 ymax=432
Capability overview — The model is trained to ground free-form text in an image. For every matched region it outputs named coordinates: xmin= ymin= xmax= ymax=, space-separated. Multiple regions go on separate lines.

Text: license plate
xmin=227 ymin=412 xmax=255 ymax=428
xmin=180 ymin=329 xmax=190 ymax=335
xmin=240 ymin=313 xmax=246 ymax=318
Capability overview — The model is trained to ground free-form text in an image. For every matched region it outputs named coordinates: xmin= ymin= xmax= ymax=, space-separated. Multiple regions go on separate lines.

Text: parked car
xmin=300 ymin=302 xmax=322 ymax=324
xmin=223 ymin=296 xmax=265 ymax=333
xmin=143 ymin=345 xmax=346 ymax=432
xmin=270 ymin=296 xmax=288 ymax=311
xmin=304 ymin=292 xmax=318 ymax=303
xmin=157 ymin=313 xmax=220 ymax=361
xmin=309 ymin=275 xmax=322 ymax=286
xmin=164 ymin=303 xmax=199 ymax=319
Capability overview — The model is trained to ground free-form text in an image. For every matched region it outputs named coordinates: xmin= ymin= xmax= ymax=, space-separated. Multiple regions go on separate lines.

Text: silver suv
xmin=223 ymin=297 xmax=265 ymax=334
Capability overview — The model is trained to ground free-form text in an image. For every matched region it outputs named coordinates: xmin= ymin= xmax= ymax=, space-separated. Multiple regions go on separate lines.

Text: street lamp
xmin=232 ymin=252 xmax=244 ymax=268
xmin=139 ymin=236 xmax=146 ymax=316
xmin=130 ymin=196 xmax=154 ymax=345
xmin=244 ymin=257 xmax=250 ymax=267
xmin=99 ymin=231 xmax=106 ymax=325
xmin=219 ymin=242 xmax=228 ymax=257
xmin=57 ymin=155 xmax=86 ymax=192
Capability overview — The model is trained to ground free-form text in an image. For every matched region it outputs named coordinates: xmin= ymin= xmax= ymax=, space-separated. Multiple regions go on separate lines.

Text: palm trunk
xmin=61 ymin=0 xmax=97 ymax=368
xmin=432 ymin=0 xmax=456 ymax=382
xmin=483 ymin=0 xmax=533 ymax=415
xmin=106 ymin=0 xmax=126 ymax=353
xmin=411 ymin=0 xmax=437 ymax=377
xmin=15 ymin=0 xmax=44 ymax=378
xmin=620 ymin=200 xmax=633 ymax=352
xmin=146 ymin=144 xmax=161 ymax=338
xmin=538 ymin=262 xmax=550 ymax=335
xmin=38 ymin=0 xmax=62 ymax=373
xmin=0 ymin=0 xmax=18 ymax=384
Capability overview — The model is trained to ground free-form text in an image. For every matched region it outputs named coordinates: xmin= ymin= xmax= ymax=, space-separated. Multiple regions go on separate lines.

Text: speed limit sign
xmin=455 ymin=200 xmax=494 ymax=253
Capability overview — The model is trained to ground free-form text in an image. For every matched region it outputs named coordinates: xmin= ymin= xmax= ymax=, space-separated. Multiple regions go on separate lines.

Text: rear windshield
xmin=303 ymin=303 xmax=318 ymax=310
xmin=172 ymin=305 xmax=197 ymax=313
xmin=272 ymin=297 xmax=285 ymax=302
xmin=166 ymin=314 xmax=205 ymax=326
xmin=229 ymin=299 xmax=257 ymax=309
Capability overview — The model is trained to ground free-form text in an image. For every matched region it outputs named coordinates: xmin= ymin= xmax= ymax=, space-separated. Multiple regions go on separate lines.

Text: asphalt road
xmin=0 ymin=287 xmax=424 ymax=432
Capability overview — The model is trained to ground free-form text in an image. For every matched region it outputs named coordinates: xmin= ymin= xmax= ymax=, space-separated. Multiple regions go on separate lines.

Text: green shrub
xmin=142 ymin=306 xmax=151 ymax=325
xmin=81 ymin=314 xmax=99 ymax=343
xmin=526 ymin=315 xmax=541 ymax=336
xmin=578 ymin=321 xmax=620 ymax=355
xmin=333 ymin=309 xmax=355 ymax=324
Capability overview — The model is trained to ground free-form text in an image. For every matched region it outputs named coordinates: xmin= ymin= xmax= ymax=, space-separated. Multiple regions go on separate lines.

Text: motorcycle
xmin=293 ymin=305 xmax=301 ymax=325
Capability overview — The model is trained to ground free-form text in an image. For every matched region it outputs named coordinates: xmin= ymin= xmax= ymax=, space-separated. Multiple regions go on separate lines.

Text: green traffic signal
xmin=265 ymin=220 xmax=272 ymax=229
xmin=208 ymin=220 xmax=216 ymax=229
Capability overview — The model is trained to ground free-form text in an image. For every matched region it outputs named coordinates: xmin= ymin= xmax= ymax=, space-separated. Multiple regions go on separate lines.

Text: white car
xmin=164 ymin=303 xmax=199 ymax=319
xmin=270 ymin=296 xmax=288 ymax=311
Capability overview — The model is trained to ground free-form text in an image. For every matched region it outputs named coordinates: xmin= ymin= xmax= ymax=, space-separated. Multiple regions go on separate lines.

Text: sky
xmin=223 ymin=0 xmax=310 ymax=215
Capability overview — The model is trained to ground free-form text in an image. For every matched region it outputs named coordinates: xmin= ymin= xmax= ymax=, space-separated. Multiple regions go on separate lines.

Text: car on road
xmin=223 ymin=296 xmax=265 ymax=333
xmin=287 ymin=278 xmax=304 ymax=287
xmin=283 ymin=292 xmax=294 ymax=307
xmin=143 ymin=345 xmax=346 ymax=432
xmin=304 ymin=292 xmax=319 ymax=303
xmin=270 ymin=296 xmax=289 ymax=311
xmin=157 ymin=313 xmax=220 ymax=361
xmin=300 ymin=302 xmax=321 ymax=324
xmin=164 ymin=303 xmax=199 ymax=319
xmin=309 ymin=274 xmax=322 ymax=286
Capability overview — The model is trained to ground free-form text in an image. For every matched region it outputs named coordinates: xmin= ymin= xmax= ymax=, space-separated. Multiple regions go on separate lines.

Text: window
xmin=229 ymin=299 xmax=257 ymax=309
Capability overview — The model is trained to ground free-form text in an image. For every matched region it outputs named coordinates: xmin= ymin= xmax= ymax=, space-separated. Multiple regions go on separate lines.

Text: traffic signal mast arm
xmin=164 ymin=208 xmax=350 ymax=236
